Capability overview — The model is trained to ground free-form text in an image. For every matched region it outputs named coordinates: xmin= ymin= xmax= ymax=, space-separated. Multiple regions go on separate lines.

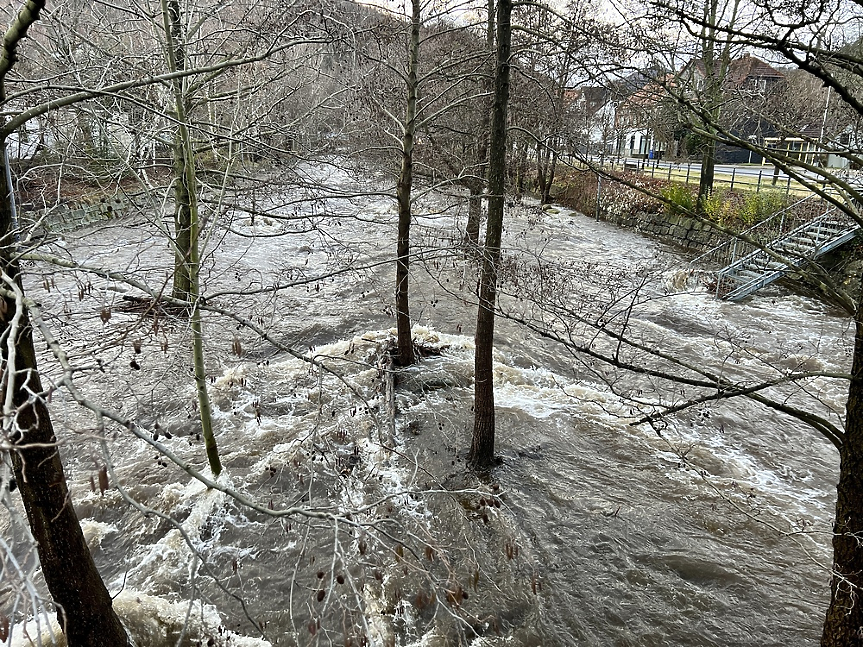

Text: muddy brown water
xmin=1 ymin=163 xmax=843 ymax=646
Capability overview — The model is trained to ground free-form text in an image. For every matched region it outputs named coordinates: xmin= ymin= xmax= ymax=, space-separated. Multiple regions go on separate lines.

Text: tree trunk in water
xmin=544 ymin=148 xmax=558 ymax=205
xmin=470 ymin=0 xmax=512 ymax=470
xmin=516 ymin=139 xmax=528 ymax=195
xmin=537 ymin=143 xmax=558 ymax=205
xmin=394 ymin=0 xmax=420 ymax=367
xmin=161 ymin=0 xmax=222 ymax=475
xmin=166 ymin=0 xmax=191 ymax=302
xmin=7 ymin=346 xmax=130 ymax=646
xmin=464 ymin=184 xmax=482 ymax=250
xmin=822 ymin=298 xmax=863 ymax=645
xmin=535 ymin=141 xmax=546 ymax=201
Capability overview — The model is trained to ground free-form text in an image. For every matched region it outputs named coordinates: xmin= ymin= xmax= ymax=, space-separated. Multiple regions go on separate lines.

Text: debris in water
xmin=97 ymin=466 xmax=109 ymax=495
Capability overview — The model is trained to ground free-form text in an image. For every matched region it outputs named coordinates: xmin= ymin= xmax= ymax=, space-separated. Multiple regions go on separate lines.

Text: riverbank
xmin=550 ymin=168 xmax=863 ymax=302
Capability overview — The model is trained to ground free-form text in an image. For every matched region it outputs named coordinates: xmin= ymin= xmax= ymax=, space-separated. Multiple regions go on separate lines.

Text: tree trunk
xmin=547 ymin=149 xmax=558 ymax=204
xmin=172 ymin=132 xmax=192 ymax=301
xmin=394 ymin=0 xmax=420 ymax=367
xmin=469 ymin=0 xmax=512 ymax=470
xmin=516 ymin=138 xmax=528 ymax=194
xmin=166 ymin=0 xmax=192 ymax=302
xmin=463 ymin=0 xmax=493 ymax=252
xmin=7 ymin=336 xmax=130 ymax=647
xmin=464 ymin=183 xmax=483 ymax=250
xmin=771 ymin=139 xmax=785 ymax=186
xmin=161 ymin=0 xmax=222 ymax=476
xmin=535 ymin=140 xmax=546 ymax=200
xmin=822 ymin=299 xmax=863 ymax=645
xmin=698 ymin=136 xmax=716 ymax=210
xmin=538 ymin=141 xmax=558 ymax=205
xmin=0 ymin=3 xmax=130 ymax=643
xmin=696 ymin=0 xmax=730 ymax=214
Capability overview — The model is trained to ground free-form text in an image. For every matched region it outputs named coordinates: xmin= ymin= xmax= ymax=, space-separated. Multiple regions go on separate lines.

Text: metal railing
xmin=688 ymin=195 xmax=833 ymax=269
xmin=714 ymin=208 xmax=858 ymax=299
xmin=609 ymin=157 xmax=847 ymax=197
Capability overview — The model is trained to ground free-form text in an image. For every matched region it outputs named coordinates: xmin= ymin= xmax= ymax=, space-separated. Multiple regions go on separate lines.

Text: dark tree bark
xmin=822 ymin=296 xmax=863 ymax=646
xmin=697 ymin=134 xmax=716 ymax=208
xmin=0 ymin=3 xmax=129 ymax=643
xmin=160 ymin=0 xmax=222 ymax=476
xmin=515 ymin=137 xmax=528 ymax=194
xmin=394 ymin=0 xmax=420 ymax=366
xmin=172 ymin=133 xmax=193 ymax=301
xmin=469 ymin=0 xmax=512 ymax=470
xmin=464 ymin=185 xmax=483 ymax=251
xmin=694 ymin=0 xmax=734 ymax=214
xmin=6 ymin=317 xmax=130 ymax=647
xmin=536 ymin=139 xmax=558 ymax=205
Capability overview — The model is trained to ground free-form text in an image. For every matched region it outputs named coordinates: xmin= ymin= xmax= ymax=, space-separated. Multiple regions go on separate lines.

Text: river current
xmin=1 ymin=160 xmax=845 ymax=646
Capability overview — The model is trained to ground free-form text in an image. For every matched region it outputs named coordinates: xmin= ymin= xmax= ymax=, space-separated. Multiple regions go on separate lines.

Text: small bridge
xmin=690 ymin=196 xmax=861 ymax=301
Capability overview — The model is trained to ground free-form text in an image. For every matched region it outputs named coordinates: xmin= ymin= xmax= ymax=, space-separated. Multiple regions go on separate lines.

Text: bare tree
xmin=585 ymin=0 xmax=863 ymax=640
xmin=469 ymin=0 xmax=512 ymax=469
xmin=0 ymin=2 xmax=131 ymax=643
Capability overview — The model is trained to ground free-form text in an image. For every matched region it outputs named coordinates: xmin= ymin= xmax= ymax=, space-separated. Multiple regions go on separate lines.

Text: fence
xmin=598 ymin=157 xmax=838 ymax=198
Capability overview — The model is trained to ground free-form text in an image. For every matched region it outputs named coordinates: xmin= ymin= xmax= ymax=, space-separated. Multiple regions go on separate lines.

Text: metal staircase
xmin=690 ymin=197 xmax=861 ymax=301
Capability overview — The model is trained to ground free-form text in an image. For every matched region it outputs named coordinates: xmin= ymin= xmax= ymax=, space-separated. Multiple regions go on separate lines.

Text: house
xmin=724 ymin=54 xmax=786 ymax=94
xmin=680 ymin=53 xmax=785 ymax=96
xmin=564 ymin=86 xmax=615 ymax=156
xmin=568 ymin=56 xmax=797 ymax=164
xmin=677 ymin=54 xmax=786 ymax=163
xmin=611 ymin=74 xmax=676 ymax=159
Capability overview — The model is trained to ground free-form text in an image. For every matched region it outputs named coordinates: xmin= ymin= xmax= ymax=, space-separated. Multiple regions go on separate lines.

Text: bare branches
xmin=0 ymin=0 xmax=44 ymax=103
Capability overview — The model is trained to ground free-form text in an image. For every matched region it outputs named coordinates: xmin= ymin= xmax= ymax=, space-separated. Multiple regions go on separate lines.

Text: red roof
xmin=725 ymin=54 xmax=785 ymax=87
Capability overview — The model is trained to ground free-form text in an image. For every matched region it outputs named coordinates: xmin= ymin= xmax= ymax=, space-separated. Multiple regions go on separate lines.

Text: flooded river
xmin=2 ymin=161 xmax=845 ymax=646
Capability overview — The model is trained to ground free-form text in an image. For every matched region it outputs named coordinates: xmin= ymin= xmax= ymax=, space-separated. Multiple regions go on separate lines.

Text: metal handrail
xmin=689 ymin=195 xmax=825 ymax=269
xmin=717 ymin=208 xmax=846 ymax=274
xmin=714 ymin=208 xmax=858 ymax=299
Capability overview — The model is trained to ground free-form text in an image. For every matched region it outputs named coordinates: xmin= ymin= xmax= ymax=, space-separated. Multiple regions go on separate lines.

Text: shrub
xmin=695 ymin=188 xmax=790 ymax=231
xmin=739 ymin=191 xmax=786 ymax=226
xmin=661 ymin=183 xmax=697 ymax=216
xmin=554 ymin=169 xmax=792 ymax=234
xmin=554 ymin=169 xmax=597 ymax=216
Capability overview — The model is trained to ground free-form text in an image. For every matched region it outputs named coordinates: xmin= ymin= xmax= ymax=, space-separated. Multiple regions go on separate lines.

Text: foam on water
xmin=10 ymin=591 xmax=271 ymax=647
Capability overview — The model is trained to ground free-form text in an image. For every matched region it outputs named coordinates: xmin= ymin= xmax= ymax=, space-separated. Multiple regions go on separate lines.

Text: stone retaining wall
xmin=596 ymin=207 xmax=726 ymax=253
xmin=24 ymin=195 xmax=128 ymax=235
